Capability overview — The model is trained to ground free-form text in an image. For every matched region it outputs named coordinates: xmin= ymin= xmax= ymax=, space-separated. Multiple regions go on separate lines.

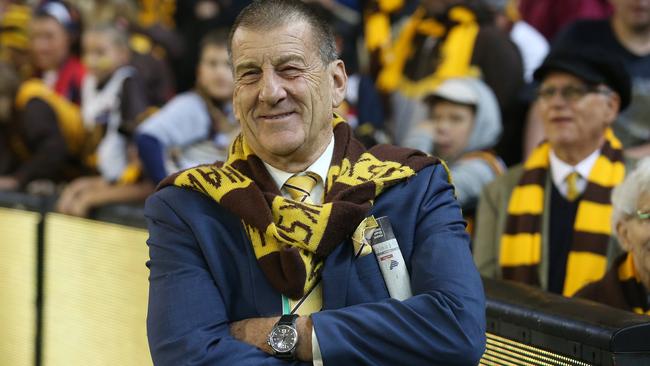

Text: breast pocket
xmin=354 ymin=252 xmax=381 ymax=279
xmin=348 ymin=251 xmax=390 ymax=303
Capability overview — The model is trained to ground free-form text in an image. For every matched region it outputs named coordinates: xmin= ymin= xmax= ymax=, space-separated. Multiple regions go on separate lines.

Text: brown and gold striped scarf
xmin=500 ymin=129 xmax=625 ymax=296
xmin=618 ymin=253 xmax=650 ymax=315
xmin=158 ymin=115 xmax=439 ymax=299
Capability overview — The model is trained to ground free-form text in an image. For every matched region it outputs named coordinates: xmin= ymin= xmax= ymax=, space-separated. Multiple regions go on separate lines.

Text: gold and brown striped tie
xmin=284 ymin=172 xmax=320 ymax=204
xmin=282 ymin=172 xmax=323 ymax=315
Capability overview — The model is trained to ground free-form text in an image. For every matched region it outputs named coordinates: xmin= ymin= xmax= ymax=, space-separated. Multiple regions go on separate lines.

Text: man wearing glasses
xmin=474 ymin=48 xmax=632 ymax=297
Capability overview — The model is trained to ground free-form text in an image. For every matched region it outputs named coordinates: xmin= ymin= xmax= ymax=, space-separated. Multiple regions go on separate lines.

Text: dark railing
xmin=482 ymin=277 xmax=650 ymax=366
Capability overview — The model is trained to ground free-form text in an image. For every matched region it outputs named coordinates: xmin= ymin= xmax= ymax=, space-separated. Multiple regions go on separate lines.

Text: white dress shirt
xmin=262 ymin=137 xmax=334 ymax=366
xmin=549 ymin=148 xmax=600 ymax=200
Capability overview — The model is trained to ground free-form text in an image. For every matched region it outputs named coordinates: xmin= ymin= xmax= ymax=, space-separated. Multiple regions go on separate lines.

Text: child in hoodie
xmin=405 ymin=77 xmax=505 ymax=212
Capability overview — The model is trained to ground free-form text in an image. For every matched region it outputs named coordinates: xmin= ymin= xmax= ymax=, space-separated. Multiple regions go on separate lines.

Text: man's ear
xmin=616 ymin=219 xmax=631 ymax=252
xmin=330 ymin=59 xmax=348 ymax=108
xmin=603 ymin=91 xmax=621 ymax=127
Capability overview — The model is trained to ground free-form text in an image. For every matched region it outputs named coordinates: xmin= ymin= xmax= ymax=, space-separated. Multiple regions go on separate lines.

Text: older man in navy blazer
xmin=144 ymin=1 xmax=485 ymax=365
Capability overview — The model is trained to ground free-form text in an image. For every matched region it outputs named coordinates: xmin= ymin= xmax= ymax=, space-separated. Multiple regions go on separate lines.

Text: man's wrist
xmin=295 ymin=315 xmax=313 ymax=361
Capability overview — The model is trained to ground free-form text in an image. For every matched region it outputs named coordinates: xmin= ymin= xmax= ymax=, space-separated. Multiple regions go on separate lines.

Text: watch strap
xmin=278 ymin=313 xmax=298 ymax=326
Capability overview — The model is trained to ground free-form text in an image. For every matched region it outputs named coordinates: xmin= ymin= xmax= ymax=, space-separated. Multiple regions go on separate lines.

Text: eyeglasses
xmin=636 ymin=210 xmax=650 ymax=220
xmin=536 ymin=85 xmax=611 ymax=103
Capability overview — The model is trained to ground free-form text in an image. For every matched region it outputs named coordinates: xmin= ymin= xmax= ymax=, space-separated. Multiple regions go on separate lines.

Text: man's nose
xmin=259 ymin=71 xmax=287 ymax=105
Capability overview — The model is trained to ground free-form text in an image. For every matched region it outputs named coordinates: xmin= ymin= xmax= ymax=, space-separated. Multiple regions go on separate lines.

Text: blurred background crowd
xmin=0 ymin=0 xmax=649 ymax=311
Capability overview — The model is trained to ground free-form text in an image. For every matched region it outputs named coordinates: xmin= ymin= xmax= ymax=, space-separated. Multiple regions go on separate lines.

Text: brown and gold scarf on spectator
xmin=500 ymin=129 xmax=624 ymax=296
xmin=374 ymin=6 xmax=480 ymax=97
xmin=158 ymin=115 xmax=439 ymax=299
xmin=617 ymin=253 xmax=650 ymax=315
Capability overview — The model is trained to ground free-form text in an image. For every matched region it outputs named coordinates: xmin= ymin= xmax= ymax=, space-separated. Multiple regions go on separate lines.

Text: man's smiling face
xmin=230 ymin=20 xmax=346 ymax=170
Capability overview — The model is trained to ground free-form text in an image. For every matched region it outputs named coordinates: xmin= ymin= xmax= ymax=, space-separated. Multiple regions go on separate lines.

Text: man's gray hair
xmin=611 ymin=157 xmax=650 ymax=237
xmin=228 ymin=0 xmax=338 ymax=65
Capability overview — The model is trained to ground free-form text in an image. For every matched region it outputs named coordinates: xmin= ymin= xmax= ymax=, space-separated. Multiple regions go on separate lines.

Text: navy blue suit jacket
xmin=145 ymin=163 xmax=486 ymax=365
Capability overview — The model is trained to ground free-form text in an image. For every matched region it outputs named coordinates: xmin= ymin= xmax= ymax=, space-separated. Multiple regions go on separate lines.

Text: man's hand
xmin=230 ymin=316 xmax=314 ymax=361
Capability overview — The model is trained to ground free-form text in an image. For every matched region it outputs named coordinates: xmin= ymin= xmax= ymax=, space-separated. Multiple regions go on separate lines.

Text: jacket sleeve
xmin=473 ymin=179 xmax=502 ymax=278
xmin=311 ymin=164 xmax=486 ymax=366
xmin=144 ymin=192 xmax=310 ymax=366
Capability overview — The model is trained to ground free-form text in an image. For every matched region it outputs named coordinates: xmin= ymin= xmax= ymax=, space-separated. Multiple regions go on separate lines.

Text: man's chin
xmin=267 ymin=145 xmax=301 ymax=158
xmin=258 ymin=140 xmax=303 ymax=158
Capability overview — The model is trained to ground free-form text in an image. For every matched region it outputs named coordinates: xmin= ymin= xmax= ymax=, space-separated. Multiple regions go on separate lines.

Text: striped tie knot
xmin=284 ymin=172 xmax=320 ymax=203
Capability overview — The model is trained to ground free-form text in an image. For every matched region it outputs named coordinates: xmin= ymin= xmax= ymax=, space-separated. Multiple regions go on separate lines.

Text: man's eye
xmin=280 ymin=67 xmax=300 ymax=76
xmin=240 ymin=70 xmax=260 ymax=79
xmin=564 ymin=87 xmax=585 ymax=98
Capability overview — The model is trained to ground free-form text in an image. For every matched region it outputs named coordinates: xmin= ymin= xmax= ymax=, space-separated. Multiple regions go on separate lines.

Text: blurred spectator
xmin=67 ymin=0 xmax=178 ymax=106
xmin=487 ymin=0 xmax=548 ymax=164
xmin=373 ymin=0 xmax=524 ymax=165
xmin=519 ymin=0 xmax=612 ymax=42
xmin=137 ymin=0 xmax=176 ymax=29
xmin=56 ymin=24 xmax=153 ymax=217
xmin=0 ymin=62 xmax=85 ymax=191
xmin=128 ymin=32 xmax=176 ymax=107
xmin=304 ymin=0 xmax=389 ymax=147
xmin=173 ymin=0 xmax=251 ymax=92
xmin=128 ymin=0 xmax=180 ymax=106
xmin=553 ymin=0 xmax=650 ymax=160
xmin=405 ymin=77 xmax=504 ymax=212
xmin=30 ymin=0 xmax=85 ymax=104
xmin=474 ymin=48 xmax=630 ymax=296
xmin=486 ymin=0 xmax=549 ymax=83
xmin=136 ymin=29 xmax=237 ymax=185
xmin=574 ymin=157 xmax=650 ymax=315
xmin=0 ymin=3 xmax=33 ymax=79
xmin=364 ymin=0 xmax=420 ymax=62
xmin=66 ymin=0 xmax=181 ymax=60
xmin=305 ymin=0 xmax=362 ymax=72
xmin=66 ymin=0 xmax=132 ymax=25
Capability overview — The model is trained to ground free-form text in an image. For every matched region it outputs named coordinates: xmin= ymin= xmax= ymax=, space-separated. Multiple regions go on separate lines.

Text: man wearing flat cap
xmin=474 ymin=47 xmax=631 ymax=296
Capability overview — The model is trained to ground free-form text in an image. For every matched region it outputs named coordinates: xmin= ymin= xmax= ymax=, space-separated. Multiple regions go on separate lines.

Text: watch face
xmin=269 ymin=324 xmax=298 ymax=353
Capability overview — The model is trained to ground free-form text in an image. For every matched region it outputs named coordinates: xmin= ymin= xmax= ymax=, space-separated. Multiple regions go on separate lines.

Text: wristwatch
xmin=267 ymin=314 xmax=299 ymax=360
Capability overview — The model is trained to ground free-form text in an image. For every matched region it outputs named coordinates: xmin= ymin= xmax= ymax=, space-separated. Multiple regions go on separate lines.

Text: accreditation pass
xmin=370 ymin=216 xmax=413 ymax=301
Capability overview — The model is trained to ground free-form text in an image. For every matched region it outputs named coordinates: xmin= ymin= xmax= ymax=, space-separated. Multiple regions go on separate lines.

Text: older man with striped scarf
xmin=474 ymin=47 xmax=632 ymax=296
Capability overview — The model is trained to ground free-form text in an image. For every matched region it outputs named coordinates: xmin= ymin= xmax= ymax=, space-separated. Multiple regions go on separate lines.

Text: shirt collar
xmin=549 ymin=147 xmax=600 ymax=185
xmin=263 ymin=136 xmax=335 ymax=190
